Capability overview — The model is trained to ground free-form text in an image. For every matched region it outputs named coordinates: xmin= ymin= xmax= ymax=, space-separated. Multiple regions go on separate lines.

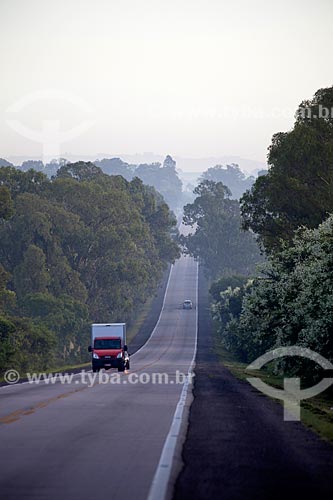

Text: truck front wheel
xmin=118 ymin=360 xmax=125 ymax=372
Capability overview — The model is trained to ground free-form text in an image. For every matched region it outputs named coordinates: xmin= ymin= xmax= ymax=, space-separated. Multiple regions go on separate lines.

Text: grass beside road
xmin=47 ymin=362 xmax=90 ymax=373
xmin=126 ymin=294 xmax=155 ymax=345
xmin=213 ymin=328 xmax=333 ymax=443
xmin=1 ymin=288 xmax=158 ymax=384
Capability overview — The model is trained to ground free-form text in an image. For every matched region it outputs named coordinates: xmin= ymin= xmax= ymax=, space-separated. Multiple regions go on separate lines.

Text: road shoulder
xmin=173 ymin=267 xmax=333 ymax=500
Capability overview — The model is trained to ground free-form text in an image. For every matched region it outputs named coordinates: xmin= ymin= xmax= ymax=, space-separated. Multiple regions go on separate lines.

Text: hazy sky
xmin=0 ymin=0 xmax=332 ymax=168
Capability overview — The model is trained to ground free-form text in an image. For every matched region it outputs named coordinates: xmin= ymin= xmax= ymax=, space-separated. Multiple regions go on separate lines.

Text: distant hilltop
xmin=0 ymin=154 xmax=267 ymax=208
xmin=4 ymin=153 xmax=266 ymax=175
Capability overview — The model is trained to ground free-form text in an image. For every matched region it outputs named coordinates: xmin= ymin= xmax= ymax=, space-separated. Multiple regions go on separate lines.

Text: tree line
xmin=0 ymin=162 xmax=179 ymax=374
xmin=1 ymin=155 xmax=184 ymax=213
xmin=201 ymin=86 xmax=333 ymax=375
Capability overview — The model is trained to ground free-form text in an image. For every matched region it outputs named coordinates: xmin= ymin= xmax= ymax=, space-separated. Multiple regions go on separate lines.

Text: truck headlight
xmin=117 ymin=352 xmax=123 ymax=359
xmin=93 ymin=352 xmax=99 ymax=359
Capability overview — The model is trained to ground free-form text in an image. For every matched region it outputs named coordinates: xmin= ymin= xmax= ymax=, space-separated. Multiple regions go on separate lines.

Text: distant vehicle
xmin=88 ymin=323 xmax=130 ymax=372
xmin=183 ymin=299 xmax=193 ymax=310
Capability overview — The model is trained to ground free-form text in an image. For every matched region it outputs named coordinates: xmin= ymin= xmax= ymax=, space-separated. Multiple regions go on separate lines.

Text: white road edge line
xmin=147 ymin=259 xmax=199 ymax=500
xmin=131 ymin=263 xmax=174 ymax=358
xmin=131 ymin=216 xmax=182 ymax=358
xmin=0 ymin=264 xmax=174 ymax=391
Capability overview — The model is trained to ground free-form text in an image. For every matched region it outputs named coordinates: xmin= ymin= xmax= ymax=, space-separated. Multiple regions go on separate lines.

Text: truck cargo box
xmin=91 ymin=323 xmax=126 ymax=346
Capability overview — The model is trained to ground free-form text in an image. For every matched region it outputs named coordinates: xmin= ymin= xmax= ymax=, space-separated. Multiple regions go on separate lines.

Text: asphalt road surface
xmin=174 ymin=270 xmax=333 ymax=500
xmin=0 ymin=254 xmax=198 ymax=500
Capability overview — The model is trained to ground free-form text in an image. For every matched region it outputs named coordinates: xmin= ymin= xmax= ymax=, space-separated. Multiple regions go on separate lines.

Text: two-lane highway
xmin=0 ymin=254 xmax=198 ymax=500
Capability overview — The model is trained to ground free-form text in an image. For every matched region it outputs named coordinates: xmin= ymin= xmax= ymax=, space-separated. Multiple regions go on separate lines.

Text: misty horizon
xmin=1 ymin=0 xmax=332 ymax=167
xmin=1 ymin=151 xmax=266 ymax=175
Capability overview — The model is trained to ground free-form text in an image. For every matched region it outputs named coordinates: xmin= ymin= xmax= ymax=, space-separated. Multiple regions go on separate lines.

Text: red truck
xmin=88 ymin=323 xmax=130 ymax=372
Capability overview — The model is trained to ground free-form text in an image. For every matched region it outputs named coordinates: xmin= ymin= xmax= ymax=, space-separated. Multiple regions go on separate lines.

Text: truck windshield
xmin=94 ymin=339 xmax=121 ymax=349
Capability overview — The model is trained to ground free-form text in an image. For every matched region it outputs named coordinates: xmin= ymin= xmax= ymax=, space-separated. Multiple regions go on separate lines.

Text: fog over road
xmin=0 ymin=253 xmax=198 ymax=500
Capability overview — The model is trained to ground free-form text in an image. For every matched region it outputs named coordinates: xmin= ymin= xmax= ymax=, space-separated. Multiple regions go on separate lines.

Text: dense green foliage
xmin=134 ymin=156 xmax=183 ymax=211
xmin=0 ymin=162 xmax=179 ymax=374
xmin=241 ymin=87 xmax=333 ymax=254
xmin=213 ymin=216 xmax=333 ymax=368
xmin=0 ymin=186 xmax=14 ymax=220
xmin=211 ymin=279 xmax=253 ymax=360
xmin=17 ymin=158 xmax=68 ymax=178
xmin=213 ymin=86 xmax=333 ymax=374
xmin=94 ymin=157 xmax=134 ymax=181
xmin=5 ymin=155 xmax=184 ymax=212
xmin=201 ymin=163 xmax=255 ymax=199
xmin=96 ymin=155 xmax=184 ymax=211
xmin=182 ymin=180 xmax=262 ymax=278
xmin=209 ymin=275 xmax=248 ymax=302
